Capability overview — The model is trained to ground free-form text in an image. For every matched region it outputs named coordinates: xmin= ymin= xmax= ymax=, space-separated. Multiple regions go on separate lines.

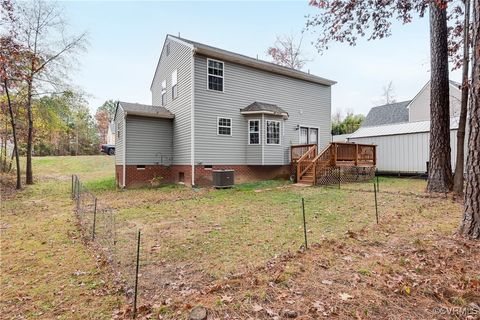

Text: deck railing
xmin=332 ymin=142 xmax=376 ymax=166
xmin=292 ymin=142 xmax=376 ymax=184
xmin=291 ymin=144 xmax=317 ymax=162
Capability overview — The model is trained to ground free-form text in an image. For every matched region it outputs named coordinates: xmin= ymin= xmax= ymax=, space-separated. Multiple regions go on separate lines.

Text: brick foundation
xmin=116 ymin=164 xmax=291 ymax=188
xmin=194 ymin=165 xmax=290 ymax=186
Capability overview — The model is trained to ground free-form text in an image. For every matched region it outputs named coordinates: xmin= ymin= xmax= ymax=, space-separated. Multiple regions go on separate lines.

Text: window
xmin=161 ymin=80 xmax=166 ymax=106
xmin=117 ymin=129 xmax=120 ymax=139
xmin=171 ymin=69 xmax=178 ymax=99
xmin=299 ymin=126 xmax=318 ymax=145
xmin=207 ymin=59 xmax=224 ymax=91
xmin=217 ymin=117 xmax=232 ymax=136
xmin=248 ymin=120 xmax=260 ymax=145
xmin=136 ymin=165 xmax=145 ymax=170
xmin=166 ymin=43 xmax=170 ymax=56
xmin=266 ymin=120 xmax=280 ymax=145
xmin=204 ymin=165 xmax=213 ymax=170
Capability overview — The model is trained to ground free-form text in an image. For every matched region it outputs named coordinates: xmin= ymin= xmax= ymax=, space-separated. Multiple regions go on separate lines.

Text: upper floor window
xmin=217 ymin=117 xmax=232 ymax=136
xmin=161 ymin=80 xmax=167 ymax=106
xmin=207 ymin=59 xmax=224 ymax=92
xmin=171 ymin=69 xmax=178 ymax=99
xmin=248 ymin=120 xmax=260 ymax=145
xmin=266 ymin=120 xmax=280 ymax=145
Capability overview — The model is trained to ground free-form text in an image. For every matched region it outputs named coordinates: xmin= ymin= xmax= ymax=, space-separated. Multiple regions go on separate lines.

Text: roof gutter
xmin=122 ymin=111 xmax=127 ymax=188
xmin=127 ymin=111 xmax=175 ymax=119
xmin=240 ymin=110 xmax=289 ymax=119
xmin=190 ymin=47 xmax=196 ymax=187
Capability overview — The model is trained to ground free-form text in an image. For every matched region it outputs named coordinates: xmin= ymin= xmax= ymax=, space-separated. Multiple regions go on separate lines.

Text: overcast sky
xmin=63 ymin=0 xmax=462 ymax=117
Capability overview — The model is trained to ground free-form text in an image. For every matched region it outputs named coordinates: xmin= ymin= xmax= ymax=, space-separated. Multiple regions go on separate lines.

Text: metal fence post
xmin=133 ymin=230 xmax=141 ymax=319
xmin=76 ymin=180 xmax=80 ymax=213
xmin=374 ymin=182 xmax=378 ymax=224
xmin=92 ymin=197 xmax=97 ymax=241
xmin=376 ymin=176 xmax=380 ymax=192
xmin=302 ymin=198 xmax=308 ymax=250
xmin=338 ymin=167 xmax=341 ymax=189
xmin=71 ymin=175 xmax=74 ymax=199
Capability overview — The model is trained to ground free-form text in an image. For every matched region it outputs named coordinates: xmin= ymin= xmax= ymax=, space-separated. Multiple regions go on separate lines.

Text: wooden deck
xmin=291 ymin=142 xmax=376 ymax=185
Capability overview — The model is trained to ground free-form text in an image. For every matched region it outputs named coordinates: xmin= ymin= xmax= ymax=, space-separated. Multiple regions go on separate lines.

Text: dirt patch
xmin=135 ymin=232 xmax=479 ymax=319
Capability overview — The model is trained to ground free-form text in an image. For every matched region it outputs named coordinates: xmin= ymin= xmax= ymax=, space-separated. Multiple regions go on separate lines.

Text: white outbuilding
xmin=348 ymin=117 xmax=463 ymax=174
xmin=348 ymin=80 xmax=466 ymax=175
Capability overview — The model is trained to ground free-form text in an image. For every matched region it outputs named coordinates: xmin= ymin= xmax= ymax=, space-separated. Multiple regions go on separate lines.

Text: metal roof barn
xmin=347 ymin=117 xmax=465 ymax=174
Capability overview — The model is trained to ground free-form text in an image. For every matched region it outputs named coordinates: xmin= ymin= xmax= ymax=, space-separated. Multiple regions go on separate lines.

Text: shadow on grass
xmin=234 ymin=179 xmax=291 ymax=192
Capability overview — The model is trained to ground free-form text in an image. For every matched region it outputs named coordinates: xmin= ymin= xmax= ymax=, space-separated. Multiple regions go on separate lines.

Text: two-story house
xmin=114 ymin=35 xmax=336 ymax=187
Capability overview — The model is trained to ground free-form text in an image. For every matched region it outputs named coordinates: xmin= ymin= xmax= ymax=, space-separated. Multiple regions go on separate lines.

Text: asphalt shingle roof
xmin=362 ymin=100 xmax=410 ymax=127
xmin=240 ymin=102 xmax=288 ymax=116
xmin=118 ymin=101 xmax=174 ymax=119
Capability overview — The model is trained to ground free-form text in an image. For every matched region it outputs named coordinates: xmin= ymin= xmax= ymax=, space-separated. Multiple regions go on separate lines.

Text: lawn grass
xmin=0 ymin=156 xmax=121 ymax=319
xmin=1 ymin=155 xmax=472 ymax=319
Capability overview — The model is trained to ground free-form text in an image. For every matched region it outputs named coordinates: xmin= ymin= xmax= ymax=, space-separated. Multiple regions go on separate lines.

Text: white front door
xmin=299 ymin=127 xmax=309 ymax=144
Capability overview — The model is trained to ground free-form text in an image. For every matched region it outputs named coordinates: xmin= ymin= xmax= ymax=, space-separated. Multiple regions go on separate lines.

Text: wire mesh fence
xmin=71 ymin=175 xmax=139 ymax=315
xmin=70 ymin=172 xmax=427 ymax=318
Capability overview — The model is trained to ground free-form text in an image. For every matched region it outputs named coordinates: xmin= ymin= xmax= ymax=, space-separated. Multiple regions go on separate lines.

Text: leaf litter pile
xmin=117 ymin=187 xmax=480 ymax=320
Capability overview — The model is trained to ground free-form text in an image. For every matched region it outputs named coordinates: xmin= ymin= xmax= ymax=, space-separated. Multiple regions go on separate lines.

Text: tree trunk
xmin=427 ymin=1 xmax=453 ymax=193
xmin=2 ymin=116 xmax=7 ymax=171
xmin=4 ymin=79 xmax=21 ymax=189
xmin=460 ymin=0 xmax=480 ymax=239
xmin=453 ymin=0 xmax=471 ymax=195
xmin=25 ymin=79 xmax=34 ymax=185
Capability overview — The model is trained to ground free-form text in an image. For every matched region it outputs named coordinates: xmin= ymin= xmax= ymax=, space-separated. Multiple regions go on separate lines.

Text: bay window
xmin=248 ymin=120 xmax=260 ymax=144
xmin=266 ymin=120 xmax=280 ymax=145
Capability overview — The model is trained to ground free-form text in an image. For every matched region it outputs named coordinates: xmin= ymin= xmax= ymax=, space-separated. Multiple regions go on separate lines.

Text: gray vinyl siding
xmin=125 ymin=116 xmax=173 ymax=165
xmin=194 ymin=54 xmax=331 ymax=165
xmin=151 ymin=38 xmax=192 ymax=165
xmin=114 ymin=107 xmax=124 ymax=165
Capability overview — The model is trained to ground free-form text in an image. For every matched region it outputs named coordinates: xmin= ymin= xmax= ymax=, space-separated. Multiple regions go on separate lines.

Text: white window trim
xmin=298 ymin=125 xmax=320 ymax=146
xmin=161 ymin=80 xmax=167 ymax=106
xmin=207 ymin=58 xmax=225 ymax=92
xmin=171 ymin=69 xmax=178 ymax=100
xmin=265 ymin=120 xmax=281 ymax=145
xmin=248 ymin=119 xmax=261 ymax=145
xmin=217 ymin=117 xmax=232 ymax=136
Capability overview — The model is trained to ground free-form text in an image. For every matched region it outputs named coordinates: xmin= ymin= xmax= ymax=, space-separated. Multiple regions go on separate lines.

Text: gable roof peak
xmin=164 ymin=35 xmax=336 ymax=86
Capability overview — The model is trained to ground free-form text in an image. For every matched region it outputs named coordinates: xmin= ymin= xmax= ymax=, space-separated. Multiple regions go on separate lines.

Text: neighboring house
xmin=362 ymin=100 xmax=410 ymax=127
xmin=114 ymin=35 xmax=336 ymax=187
xmin=348 ymin=81 xmax=465 ymax=174
xmin=106 ymin=122 xmax=115 ymax=145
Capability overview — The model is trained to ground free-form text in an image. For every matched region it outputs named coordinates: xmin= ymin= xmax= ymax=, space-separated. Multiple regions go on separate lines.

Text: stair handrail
xmin=296 ymin=145 xmax=316 ymax=180
xmin=298 ymin=144 xmax=332 ymax=181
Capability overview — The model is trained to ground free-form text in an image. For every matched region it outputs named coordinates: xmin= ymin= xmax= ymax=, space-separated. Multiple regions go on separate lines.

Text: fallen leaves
xmin=339 ymin=293 xmax=354 ymax=301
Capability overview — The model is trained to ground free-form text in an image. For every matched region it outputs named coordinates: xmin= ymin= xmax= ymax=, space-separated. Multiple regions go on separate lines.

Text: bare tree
xmin=382 ymin=81 xmax=397 ymax=104
xmin=267 ymin=34 xmax=310 ymax=70
xmin=460 ymin=0 xmax=479 ymax=239
xmin=453 ymin=0 xmax=471 ymax=195
xmin=14 ymin=0 xmax=87 ymax=184
xmin=306 ymin=0 xmax=456 ymax=193
xmin=0 ymin=0 xmax=22 ymax=189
